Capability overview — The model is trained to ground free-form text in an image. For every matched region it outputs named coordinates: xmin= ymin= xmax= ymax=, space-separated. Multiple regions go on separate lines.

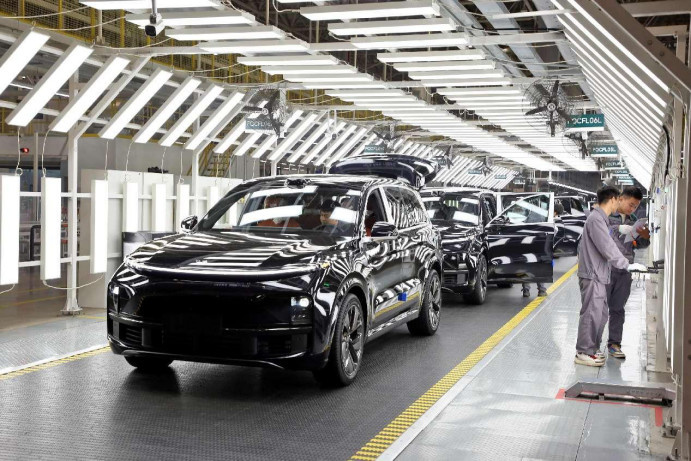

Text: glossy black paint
xmin=107 ymin=175 xmax=442 ymax=374
xmin=329 ymin=154 xmax=440 ymax=187
xmin=554 ymin=195 xmax=587 ymax=257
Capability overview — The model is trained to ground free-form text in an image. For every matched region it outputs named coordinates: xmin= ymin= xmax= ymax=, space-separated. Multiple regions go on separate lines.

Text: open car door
xmin=554 ymin=196 xmax=587 ymax=257
xmin=486 ymin=193 xmax=555 ymax=283
xmin=495 ymin=192 xmax=535 ymax=215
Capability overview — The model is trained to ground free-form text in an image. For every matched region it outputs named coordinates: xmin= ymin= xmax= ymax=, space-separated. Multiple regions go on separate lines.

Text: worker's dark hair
xmin=554 ymin=202 xmax=565 ymax=216
xmin=621 ymin=186 xmax=643 ymax=201
xmin=320 ymin=199 xmax=339 ymax=213
xmin=597 ymin=185 xmax=620 ymax=205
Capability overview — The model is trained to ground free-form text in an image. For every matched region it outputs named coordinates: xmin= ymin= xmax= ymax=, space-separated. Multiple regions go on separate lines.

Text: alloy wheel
xmin=479 ymin=257 xmax=488 ymax=299
xmin=429 ymin=273 xmax=441 ymax=329
xmin=341 ymin=303 xmax=364 ymax=379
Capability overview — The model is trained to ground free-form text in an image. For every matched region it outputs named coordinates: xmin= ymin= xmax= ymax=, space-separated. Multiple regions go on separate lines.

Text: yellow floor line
xmin=0 ymin=295 xmax=66 ymax=309
xmin=0 ymin=347 xmax=110 ymax=381
xmin=349 ymin=264 xmax=579 ymax=461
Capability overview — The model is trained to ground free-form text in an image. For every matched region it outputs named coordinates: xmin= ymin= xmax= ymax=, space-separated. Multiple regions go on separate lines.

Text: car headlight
xmin=291 ymin=296 xmax=312 ymax=325
xmin=108 ymin=284 xmax=120 ymax=313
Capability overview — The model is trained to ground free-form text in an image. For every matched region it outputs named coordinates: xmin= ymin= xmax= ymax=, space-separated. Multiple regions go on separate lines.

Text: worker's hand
xmin=627 ymin=263 xmax=648 ymax=272
xmin=618 ymin=224 xmax=633 ymax=235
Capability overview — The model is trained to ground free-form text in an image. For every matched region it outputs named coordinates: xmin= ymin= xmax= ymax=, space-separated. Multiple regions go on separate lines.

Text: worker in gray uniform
xmin=605 ymin=186 xmax=650 ymax=359
xmin=575 ymin=186 xmax=647 ymax=367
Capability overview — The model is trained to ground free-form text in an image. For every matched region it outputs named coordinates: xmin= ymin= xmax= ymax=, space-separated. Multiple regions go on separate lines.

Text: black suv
xmin=108 ymin=169 xmax=442 ymax=386
xmin=421 ymin=188 xmax=556 ymax=304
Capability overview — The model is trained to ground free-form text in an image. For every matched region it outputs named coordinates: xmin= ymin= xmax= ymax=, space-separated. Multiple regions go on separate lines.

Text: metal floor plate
xmin=0 ymin=259 xmax=577 ymax=461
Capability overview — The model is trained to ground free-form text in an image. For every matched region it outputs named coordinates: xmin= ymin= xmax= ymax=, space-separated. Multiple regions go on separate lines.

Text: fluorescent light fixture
xmin=7 ymin=43 xmax=93 ymax=127
xmin=352 ymin=102 xmax=429 ymax=108
xmin=0 ymin=29 xmax=49 ymax=99
xmin=234 ymin=132 xmax=264 ymax=157
xmin=409 ymin=70 xmax=505 ymax=80
xmin=133 ymin=76 xmax=200 ymax=144
xmin=378 ymin=49 xmax=485 ymax=63
xmin=261 ymin=65 xmax=358 ymax=75
xmin=336 ymin=96 xmax=418 ymax=103
xmin=329 ymin=18 xmax=455 ymax=36
xmin=159 ymin=84 xmax=224 ymax=147
xmin=446 ymin=95 xmax=525 ymax=102
xmin=175 ymin=184 xmax=190 ymax=232
xmin=126 ymin=10 xmax=255 ymax=27
xmin=287 ymin=121 xmax=333 ymax=163
xmin=301 ymin=1 xmax=440 ymax=20
xmin=325 ymin=127 xmax=369 ymax=166
xmin=237 ymin=55 xmax=338 ymax=66
xmin=151 ymin=183 xmax=167 ymax=232
xmin=301 ymin=121 xmax=346 ymax=164
xmin=123 ymin=182 xmax=139 ymax=232
xmin=393 ymin=60 xmax=496 ymax=72
xmin=185 ymin=92 xmax=245 ymax=151
xmin=421 ymin=78 xmax=512 ymax=87
xmin=286 ymin=74 xmax=373 ymax=83
xmin=267 ymin=112 xmax=321 ymax=161
xmin=437 ymin=87 xmax=522 ymax=96
xmin=207 ymin=186 xmax=220 ymax=214
xmin=50 ymin=56 xmax=130 ymax=133
xmin=326 ymin=89 xmax=406 ymax=97
xmin=214 ymin=120 xmax=247 ymax=154
xmin=301 ymin=82 xmax=387 ymax=90
xmin=82 ymin=0 xmax=219 ymax=9
xmin=351 ymin=33 xmax=468 ymax=50
xmin=201 ymin=39 xmax=309 ymax=55
xmin=41 ymin=177 xmax=61 ymax=280
xmin=250 ymin=134 xmax=278 ymax=159
xmin=90 ymin=179 xmax=108 ymax=274
xmin=0 ymin=175 xmax=19 ymax=285
xmin=166 ymin=25 xmax=285 ymax=41
xmin=99 ymin=68 xmax=172 ymax=139
xmin=314 ymin=124 xmax=359 ymax=165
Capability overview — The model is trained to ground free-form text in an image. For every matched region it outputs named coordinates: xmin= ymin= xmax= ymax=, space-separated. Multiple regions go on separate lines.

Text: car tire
xmin=313 ymin=293 xmax=365 ymax=387
xmin=407 ymin=269 xmax=441 ymax=336
xmin=463 ymin=255 xmax=488 ymax=305
xmin=125 ymin=356 xmax=173 ymax=371
xmin=496 ymin=282 xmax=513 ymax=288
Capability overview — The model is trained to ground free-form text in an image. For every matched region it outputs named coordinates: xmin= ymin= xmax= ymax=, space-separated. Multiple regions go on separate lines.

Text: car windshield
xmin=197 ymin=182 xmax=361 ymax=238
xmin=422 ymin=193 xmax=480 ymax=226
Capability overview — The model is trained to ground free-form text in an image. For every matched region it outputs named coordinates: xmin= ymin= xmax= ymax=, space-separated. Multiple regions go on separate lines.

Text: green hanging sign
xmin=591 ymin=144 xmax=618 ymax=157
xmin=566 ymin=114 xmax=605 ymax=131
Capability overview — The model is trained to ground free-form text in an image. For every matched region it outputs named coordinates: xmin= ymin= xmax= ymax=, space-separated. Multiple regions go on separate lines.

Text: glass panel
xmin=422 ymin=193 xmax=480 ymax=226
xmin=502 ymin=195 xmax=550 ymax=224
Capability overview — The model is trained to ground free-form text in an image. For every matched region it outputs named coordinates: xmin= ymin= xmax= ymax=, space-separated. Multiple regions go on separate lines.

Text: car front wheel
xmin=313 ymin=293 xmax=365 ymax=387
xmin=407 ymin=269 xmax=441 ymax=336
xmin=463 ymin=255 xmax=488 ymax=305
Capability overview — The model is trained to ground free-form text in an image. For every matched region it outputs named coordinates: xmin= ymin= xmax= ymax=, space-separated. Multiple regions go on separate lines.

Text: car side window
xmin=363 ymin=189 xmax=389 ymax=236
xmin=384 ymin=187 xmax=426 ymax=229
xmin=502 ymin=195 xmax=550 ymax=224
xmin=399 ymin=188 xmax=427 ymax=226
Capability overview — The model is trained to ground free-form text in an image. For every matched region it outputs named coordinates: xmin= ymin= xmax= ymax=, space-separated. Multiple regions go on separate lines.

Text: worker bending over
xmin=575 ymin=186 xmax=646 ymax=367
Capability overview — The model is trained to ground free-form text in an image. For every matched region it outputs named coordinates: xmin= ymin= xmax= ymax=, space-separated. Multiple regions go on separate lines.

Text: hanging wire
xmin=41 ymin=131 xmax=49 ymax=177
xmin=124 ymin=140 xmax=134 ymax=181
xmin=43 ymin=275 xmax=104 ymax=290
xmin=160 ymin=146 xmax=168 ymax=182
xmin=15 ymin=129 xmax=23 ymax=176
xmin=36 ymin=15 xmax=122 ymax=32
xmin=179 ymin=148 xmax=185 ymax=184
xmin=94 ymin=37 xmax=173 ymax=51
xmin=7 ymin=5 xmax=89 ymax=19
xmin=103 ymin=139 xmax=110 ymax=180
xmin=0 ymin=284 xmax=15 ymax=295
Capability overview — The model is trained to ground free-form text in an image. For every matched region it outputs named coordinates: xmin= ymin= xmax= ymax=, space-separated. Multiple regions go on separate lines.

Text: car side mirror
xmin=370 ymin=221 xmax=398 ymax=238
xmin=181 ymin=215 xmax=198 ymax=233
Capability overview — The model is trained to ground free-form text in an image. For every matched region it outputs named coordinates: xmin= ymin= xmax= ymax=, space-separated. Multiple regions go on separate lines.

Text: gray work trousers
xmin=606 ymin=270 xmax=632 ymax=346
xmin=576 ymin=277 xmax=608 ymax=355
xmin=522 ymin=282 xmax=546 ymax=292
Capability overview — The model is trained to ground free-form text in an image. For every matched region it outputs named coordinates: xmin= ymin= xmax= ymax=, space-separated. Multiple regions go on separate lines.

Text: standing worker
xmin=575 ymin=186 xmax=646 ymax=367
xmin=605 ymin=186 xmax=650 ymax=359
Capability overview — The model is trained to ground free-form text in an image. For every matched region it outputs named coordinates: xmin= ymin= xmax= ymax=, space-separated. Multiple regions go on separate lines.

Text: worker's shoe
xmin=522 ymin=288 xmax=530 ymax=297
xmin=595 ymin=349 xmax=606 ymax=360
xmin=575 ymin=353 xmax=605 ymax=367
xmin=537 ymin=289 xmax=548 ymax=297
xmin=608 ymin=343 xmax=626 ymax=359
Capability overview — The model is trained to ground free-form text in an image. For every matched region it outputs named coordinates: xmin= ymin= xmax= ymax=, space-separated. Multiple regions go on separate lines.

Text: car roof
xmin=421 ymin=187 xmax=489 ymax=196
xmin=239 ymin=174 xmax=412 ymax=190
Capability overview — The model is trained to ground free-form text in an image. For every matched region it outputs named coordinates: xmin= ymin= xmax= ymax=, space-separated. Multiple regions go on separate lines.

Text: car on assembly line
xmin=555 ymin=195 xmax=589 ymax=256
xmin=420 ymin=188 xmax=556 ymax=304
xmin=107 ymin=160 xmax=443 ymax=386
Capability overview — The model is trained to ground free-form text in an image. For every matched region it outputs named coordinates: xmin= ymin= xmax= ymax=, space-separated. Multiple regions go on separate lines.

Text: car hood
xmin=124 ymin=231 xmax=348 ymax=279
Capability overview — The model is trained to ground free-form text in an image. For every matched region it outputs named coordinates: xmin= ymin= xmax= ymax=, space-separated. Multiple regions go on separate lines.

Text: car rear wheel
xmin=125 ymin=356 xmax=173 ymax=371
xmin=463 ymin=255 xmax=488 ymax=305
xmin=407 ymin=269 xmax=441 ymax=336
xmin=313 ymin=293 xmax=365 ymax=387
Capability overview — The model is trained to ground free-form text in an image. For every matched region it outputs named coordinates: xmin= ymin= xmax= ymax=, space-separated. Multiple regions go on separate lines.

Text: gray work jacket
xmin=577 ymin=207 xmax=629 ymax=284
xmin=608 ymin=212 xmax=650 ymax=266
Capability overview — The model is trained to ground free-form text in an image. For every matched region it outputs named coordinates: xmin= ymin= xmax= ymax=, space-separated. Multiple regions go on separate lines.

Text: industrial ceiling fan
xmin=523 ymin=79 xmax=574 ymax=137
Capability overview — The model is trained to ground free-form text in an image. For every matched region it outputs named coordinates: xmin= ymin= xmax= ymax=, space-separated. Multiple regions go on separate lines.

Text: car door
xmin=486 ymin=193 xmax=555 ymax=283
xmin=495 ymin=192 xmax=535 ymax=215
xmin=556 ymin=197 xmax=586 ymax=256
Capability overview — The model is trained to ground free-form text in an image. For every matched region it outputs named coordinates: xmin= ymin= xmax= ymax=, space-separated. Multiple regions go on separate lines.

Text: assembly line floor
xmin=0 ymin=256 xmax=669 ymax=460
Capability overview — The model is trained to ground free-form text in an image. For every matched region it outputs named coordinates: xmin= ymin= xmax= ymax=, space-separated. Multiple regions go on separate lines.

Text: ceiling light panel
xmin=325 ymin=127 xmax=370 ymax=166
xmin=267 ymin=112 xmax=321 ymax=162
xmin=237 ymin=55 xmax=339 ymax=66
xmin=214 ymin=120 xmax=247 ymax=154
xmin=166 ymin=25 xmax=285 ymax=41
xmin=159 ymin=84 xmax=224 ymax=147
xmin=250 ymin=134 xmax=278 ymax=160
xmin=251 ymin=110 xmax=303 ymax=158
xmin=126 ymin=10 xmax=255 ymax=27
xmin=420 ymin=78 xmax=512 ymax=87
xmin=301 ymin=122 xmax=347 ymax=165
xmin=437 ymin=87 xmax=522 ymax=96
xmin=133 ymin=76 xmax=201 ymax=144
xmin=185 ymin=92 xmax=245 ymax=151
xmin=0 ymin=29 xmax=50 ymax=98
xmin=49 ymin=55 xmax=130 ymax=133
xmin=234 ymin=132 xmax=264 ymax=157
xmin=7 ymin=43 xmax=93 ymax=127
xmin=261 ymin=65 xmax=358 ymax=75
xmin=409 ymin=70 xmax=505 ymax=80
xmin=314 ymin=124 xmax=359 ymax=165
xmin=328 ymin=18 xmax=455 ymax=36
xmin=351 ymin=32 xmax=468 ymax=50
xmin=300 ymin=82 xmax=388 ymax=89
xmin=82 ymin=0 xmax=219 ymax=9
xmin=286 ymin=120 xmax=333 ymax=163
xmin=325 ymin=89 xmax=406 ymax=98
xmin=300 ymin=1 xmax=440 ymax=21
xmin=200 ymin=39 xmax=309 ymax=55
xmin=285 ymin=74 xmax=373 ymax=83
xmin=99 ymin=68 xmax=172 ymax=139
xmin=378 ymin=49 xmax=485 ymax=63
xmin=393 ymin=60 xmax=496 ymax=72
